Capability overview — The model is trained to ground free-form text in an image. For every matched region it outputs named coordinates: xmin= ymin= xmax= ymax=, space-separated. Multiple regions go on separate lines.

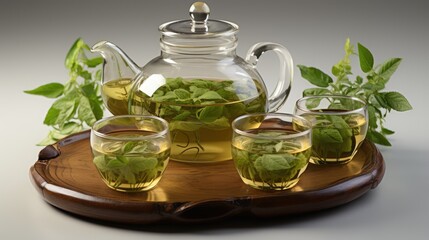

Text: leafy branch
xmin=24 ymin=38 xmax=104 ymax=145
xmin=297 ymin=38 xmax=412 ymax=146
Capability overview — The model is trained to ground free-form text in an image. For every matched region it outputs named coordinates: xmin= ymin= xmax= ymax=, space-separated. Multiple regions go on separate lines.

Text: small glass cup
xmin=90 ymin=115 xmax=171 ymax=192
xmin=294 ymin=95 xmax=368 ymax=165
xmin=231 ymin=113 xmax=312 ymax=191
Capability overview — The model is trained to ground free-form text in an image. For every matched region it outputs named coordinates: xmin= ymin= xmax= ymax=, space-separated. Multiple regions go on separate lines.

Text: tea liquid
xmin=232 ymin=129 xmax=311 ymax=190
xmin=303 ymin=112 xmax=367 ymax=164
xmin=130 ymin=78 xmax=268 ymax=163
xmin=91 ymin=130 xmax=170 ymax=192
xmin=101 ymin=78 xmax=133 ymax=115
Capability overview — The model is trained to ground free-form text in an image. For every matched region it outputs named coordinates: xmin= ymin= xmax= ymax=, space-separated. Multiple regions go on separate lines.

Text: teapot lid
xmin=159 ymin=2 xmax=238 ymax=37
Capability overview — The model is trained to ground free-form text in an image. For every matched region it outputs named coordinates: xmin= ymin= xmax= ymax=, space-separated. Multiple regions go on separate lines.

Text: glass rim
xmin=231 ymin=113 xmax=312 ymax=140
xmin=91 ymin=115 xmax=169 ymax=141
xmin=295 ymin=95 xmax=367 ymax=115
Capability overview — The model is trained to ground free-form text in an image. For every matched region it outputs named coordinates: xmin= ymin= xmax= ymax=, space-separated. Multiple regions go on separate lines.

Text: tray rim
xmin=29 ymin=130 xmax=385 ymax=224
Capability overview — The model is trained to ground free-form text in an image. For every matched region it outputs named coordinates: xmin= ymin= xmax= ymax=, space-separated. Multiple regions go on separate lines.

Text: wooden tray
xmin=30 ymin=130 xmax=385 ymax=225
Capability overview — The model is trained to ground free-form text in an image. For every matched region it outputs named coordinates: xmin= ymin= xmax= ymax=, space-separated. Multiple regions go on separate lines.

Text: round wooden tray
xmin=30 ymin=130 xmax=385 ymax=225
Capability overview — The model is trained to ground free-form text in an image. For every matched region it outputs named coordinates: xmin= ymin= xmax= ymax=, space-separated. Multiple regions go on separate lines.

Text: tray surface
xmin=30 ymin=130 xmax=385 ymax=224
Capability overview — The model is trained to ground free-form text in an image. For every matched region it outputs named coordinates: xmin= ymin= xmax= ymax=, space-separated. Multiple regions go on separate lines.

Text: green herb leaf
xmin=377 ymin=58 xmax=402 ymax=83
xmin=367 ymin=129 xmax=392 ymax=146
xmin=357 ymin=43 xmax=374 ymax=73
xmin=298 ymin=65 xmax=333 ymax=87
xmin=169 ymin=121 xmax=202 ymax=132
xmin=128 ymin=157 xmax=158 ymax=172
xmin=196 ymin=106 xmax=224 ymax=123
xmin=305 ymin=97 xmax=323 ymax=109
xmin=367 ymin=105 xmax=378 ymax=128
xmin=122 ymin=142 xmax=139 ymax=154
xmin=85 ymin=57 xmax=103 ymax=68
xmin=174 ymin=89 xmax=191 ymax=100
xmin=381 ymin=127 xmax=395 ymax=135
xmin=123 ymin=168 xmax=136 ymax=184
xmin=24 ymin=83 xmax=64 ymax=98
xmin=197 ymin=91 xmax=224 ymax=101
xmin=300 ymin=38 xmax=412 ymax=146
xmin=60 ymin=122 xmax=82 ymax=135
xmin=78 ymin=96 xmax=97 ymax=126
xmin=28 ymin=38 xmax=104 ymax=145
xmin=88 ymin=97 xmax=104 ymax=121
xmin=43 ymin=107 xmax=60 ymax=126
xmin=302 ymin=88 xmax=331 ymax=97
xmin=362 ymin=82 xmax=385 ymax=91
xmin=373 ymin=93 xmax=389 ymax=109
xmin=317 ymin=128 xmax=344 ymax=143
xmin=44 ymin=97 xmax=76 ymax=126
xmin=173 ymin=111 xmax=192 ymax=121
xmin=93 ymin=156 xmax=107 ymax=171
xmin=383 ymin=91 xmax=413 ymax=111
xmin=65 ymin=38 xmax=86 ymax=69
xmin=106 ymin=159 xmax=126 ymax=170
xmin=204 ymin=116 xmax=230 ymax=129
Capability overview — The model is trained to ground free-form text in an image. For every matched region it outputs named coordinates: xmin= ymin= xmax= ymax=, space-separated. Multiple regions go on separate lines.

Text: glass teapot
xmin=91 ymin=2 xmax=294 ymax=163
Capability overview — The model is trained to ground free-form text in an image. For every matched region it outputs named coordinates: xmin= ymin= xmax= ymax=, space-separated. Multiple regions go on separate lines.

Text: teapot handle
xmin=245 ymin=42 xmax=293 ymax=112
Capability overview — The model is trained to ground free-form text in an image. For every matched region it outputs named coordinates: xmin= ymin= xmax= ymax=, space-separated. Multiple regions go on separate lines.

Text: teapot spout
xmin=91 ymin=41 xmax=141 ymax=83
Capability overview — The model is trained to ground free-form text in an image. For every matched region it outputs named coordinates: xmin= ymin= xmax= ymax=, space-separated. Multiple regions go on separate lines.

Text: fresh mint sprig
xmin=297 ymin=38 xmax=412 ymax=146
xmin=24 ymin=38 xmax=104 ymax=145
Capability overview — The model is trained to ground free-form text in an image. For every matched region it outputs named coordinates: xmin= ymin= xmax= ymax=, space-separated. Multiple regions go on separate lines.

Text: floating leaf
xmin=196 ymin=106 xmax=224 ymax=123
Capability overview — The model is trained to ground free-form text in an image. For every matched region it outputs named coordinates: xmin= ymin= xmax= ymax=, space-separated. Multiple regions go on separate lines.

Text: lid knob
xmin=189 ymin=2 xmax=210 ymax=24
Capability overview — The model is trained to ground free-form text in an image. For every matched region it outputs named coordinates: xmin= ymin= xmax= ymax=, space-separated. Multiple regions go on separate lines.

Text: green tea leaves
xmin=65 ymin=38 xmax=87 ymax=69
xmin=174 ymin=89 xmax=191 ymax=100
xmin=128 ymin=157 xmax=158 ymax=172
xmin=378 ymin=58 xmax=402 ymax=83
xmin=303 ymin=88 xmax=331 ymax=97
xmin=367 ymin=105 xmax=378 ymax=128
xmin=367 ymin=129 xmax=392 ymax=146
xmin=332 ymin=38 xmax=354 ymax=78
xmin=197 ymin=91 xmax=224 ymax=101
xmin=25 ymin=38 xmax=104 ymax=145
xmin=197 ymin=106 xmax=224 ymax=123
xmin=92 ymin=139 xmax=169 ymax=190
xmin=144 ymin=77 xmax=266 ymax=160
xmin=78 ymin=96 xmax=97 ymax=126
xmin=317 ymin=128 xmax=343 ymax=143
xmin=383 ymin=91 xmax=413 ymax=111
xmin=298 ymin=38 xmax=412 ymax=146
xmin=232 ymin=133 xmax=311 ymax=189
xmin=43 ymin=97 xmax=76 ymax=126
xmin=297 ymin=65 xmax=333 ymax=87
xmin=24 ymin=83 xmax=64 ymax=98
xmin=84 ymin=57 xmax=103 ymax=68
xmin=357 ymin=43 xmax=374 ymax=73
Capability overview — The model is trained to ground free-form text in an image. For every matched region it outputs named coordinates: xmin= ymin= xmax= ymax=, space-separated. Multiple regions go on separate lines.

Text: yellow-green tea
xmin=91 ymin=130 xmax=170 ymax=192
xmin=302 ymin=112 xmax=367 ymax=164
xmin=130 ymin=78 xmax=267 ymax=163
xmin=101 ymin=78 xmax=133 ymax=115
xmin=232 ymin=129 xmax=311 ymax=190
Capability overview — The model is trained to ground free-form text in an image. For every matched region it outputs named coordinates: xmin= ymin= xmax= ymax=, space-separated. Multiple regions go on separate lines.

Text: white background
xmin=1 ymin=0 xmax=428 ymax=239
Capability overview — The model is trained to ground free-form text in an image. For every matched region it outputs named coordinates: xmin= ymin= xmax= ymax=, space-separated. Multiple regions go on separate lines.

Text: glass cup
xmin=294 ymin=95 xmax=368 ymax=165
xmin=231 ymin=113 xmax=312 ymax=191
xmin=90 ymin=115 xmax=171 ymax=192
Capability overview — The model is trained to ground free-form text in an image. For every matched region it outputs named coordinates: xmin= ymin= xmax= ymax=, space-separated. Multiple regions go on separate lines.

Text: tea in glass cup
xmin=90 ymin=115 xmax=171 ymax=192
xmin=231 ymin=113 xmax=312 ymax=190
xmin=294 ymin=95 xmax=368 ymax=165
